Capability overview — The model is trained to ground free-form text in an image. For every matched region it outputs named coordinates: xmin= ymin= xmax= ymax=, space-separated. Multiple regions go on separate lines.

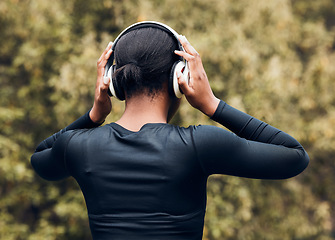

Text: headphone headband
xmin=111 ymin=21 xmax=183 ymax=51
xmin=105 ymin=21 xmax=184 ymax=77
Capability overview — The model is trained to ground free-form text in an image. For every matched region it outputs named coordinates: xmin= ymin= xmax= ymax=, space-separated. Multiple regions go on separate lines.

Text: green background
xmin=1 ymin=0 xmax=335 ymax=239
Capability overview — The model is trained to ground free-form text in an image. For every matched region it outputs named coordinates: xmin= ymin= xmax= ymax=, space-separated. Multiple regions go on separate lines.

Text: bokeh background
xmin=1 ymin=0 xmax=335 ymax=239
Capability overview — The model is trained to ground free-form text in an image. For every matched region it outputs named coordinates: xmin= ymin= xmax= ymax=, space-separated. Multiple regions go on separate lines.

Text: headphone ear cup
xmin=169 ymin=61 xmax=179 ymax=97
xmin=169 ymin=61 xmax=186 ymax=98
xmin=111 ymin=65 xmax=126 ymax=101
xmin=107 ymin=65 xmax=116 ymax=97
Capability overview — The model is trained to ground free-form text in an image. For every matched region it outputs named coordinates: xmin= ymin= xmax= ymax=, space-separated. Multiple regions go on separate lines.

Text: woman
xmin=31 ymin=23 xmax=309 ymax=240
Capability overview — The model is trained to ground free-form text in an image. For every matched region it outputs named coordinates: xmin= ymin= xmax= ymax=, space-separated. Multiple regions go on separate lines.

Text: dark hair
xmin=113 ymin=27 xmax=179 ymax=98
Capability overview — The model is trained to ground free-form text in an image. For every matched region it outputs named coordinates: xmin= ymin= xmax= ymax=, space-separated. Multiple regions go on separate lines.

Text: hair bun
xmin=114 ymin=62 xmax=143 ymax=88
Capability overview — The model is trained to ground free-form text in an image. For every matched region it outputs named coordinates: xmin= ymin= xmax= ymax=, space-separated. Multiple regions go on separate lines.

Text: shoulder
xmin=187 ymin=124 xmax=235 ymax=138
xmin=187 ymin=124 xmax=242 ymax=153
xmin=167 ymin=123 xmax=237 ymax=146
xmin=63 ymin=127 xmax=105 ymax=144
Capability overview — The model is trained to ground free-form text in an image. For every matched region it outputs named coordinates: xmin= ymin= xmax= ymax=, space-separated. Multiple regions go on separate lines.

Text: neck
xmin=116 ymin=91 xmax=170 ymax=132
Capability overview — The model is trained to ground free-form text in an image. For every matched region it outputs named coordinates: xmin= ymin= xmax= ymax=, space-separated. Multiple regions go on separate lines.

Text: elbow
xmin=30 ymin=154 xmax=49 ymax=181
xmin=30 ymin=154 xmax=67 ymax=181
xmin=296 ymin=151 xmax=310 ymax=176
xmin=301 ymin=151 xmax=310 ymax=170
xmin=282 ymin=150 xmax=310 ymax=179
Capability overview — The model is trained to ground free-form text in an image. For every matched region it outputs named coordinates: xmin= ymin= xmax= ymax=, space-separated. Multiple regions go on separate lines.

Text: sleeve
xmin=192 ymin=100 xmax=309 ymax=179
xmin=30 ymin=110 xmax=102 ymax=181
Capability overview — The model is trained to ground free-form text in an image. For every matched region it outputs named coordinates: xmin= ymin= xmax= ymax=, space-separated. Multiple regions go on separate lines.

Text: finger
xmin=174 ymin=50 xmax=195 ymax=62
xmin=107 ymin=41 xmax=113 ymax=48
xmin=176 ymin=69 xmax=191 ymax=95
xmin=98 ymin=41 xmax=113 ymax=62
xmin=104 ymin=48 xmax=113 ymax=60
xmin=97 ymin=44 xmax=113 ymax=70
xmin=178 ymin=35 xmax=199 ymax=56
xmin=174 ymin=50 xmax=198 ymax=79
xmin=100 ymin=77 xmax=110 ymax=94
xmin=103 ymin=77 xmax=110 ymax=85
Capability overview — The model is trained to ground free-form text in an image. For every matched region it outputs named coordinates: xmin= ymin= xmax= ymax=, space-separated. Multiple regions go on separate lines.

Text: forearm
xmin=211 ymin=100 xmax=301 ymax=148
xmin=199 ymin=100 xmax=310 ymax=179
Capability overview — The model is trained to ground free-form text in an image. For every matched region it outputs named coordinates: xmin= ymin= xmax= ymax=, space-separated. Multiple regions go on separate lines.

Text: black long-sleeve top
xmin=31 ymin=100 xmax=309 ymax=240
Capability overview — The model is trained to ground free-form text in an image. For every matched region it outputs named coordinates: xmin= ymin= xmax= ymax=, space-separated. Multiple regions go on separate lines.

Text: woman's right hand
xmin=174 ymin=36 xmax=220 ymax=117
xmin=89 ymin=42 xmax=114 ymax=124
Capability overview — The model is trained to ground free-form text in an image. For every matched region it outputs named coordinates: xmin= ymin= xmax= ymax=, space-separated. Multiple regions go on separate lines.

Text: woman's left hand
xmin=89 ymin=42 xmax=113 ymax=123
xmin=174 ymin=36 xmax=220 ymax=117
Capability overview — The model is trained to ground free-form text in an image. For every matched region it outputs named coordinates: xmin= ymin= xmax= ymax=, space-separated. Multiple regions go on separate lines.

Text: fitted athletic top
xmin=31 ymin=100 xmax=309 ymax=240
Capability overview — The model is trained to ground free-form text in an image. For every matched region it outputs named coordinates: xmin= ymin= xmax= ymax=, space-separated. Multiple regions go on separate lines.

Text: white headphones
xmin=104 ymin=21 xmax=189 ymax=100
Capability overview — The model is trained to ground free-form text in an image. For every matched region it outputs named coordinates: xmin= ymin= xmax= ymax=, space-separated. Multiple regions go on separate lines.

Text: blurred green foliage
xmin=1 ymin=0 xmax=335 ymax=239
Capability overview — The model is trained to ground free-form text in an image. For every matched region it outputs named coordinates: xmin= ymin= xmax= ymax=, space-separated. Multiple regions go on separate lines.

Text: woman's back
xmin=56 ymin=123 xmax=207 ymax=239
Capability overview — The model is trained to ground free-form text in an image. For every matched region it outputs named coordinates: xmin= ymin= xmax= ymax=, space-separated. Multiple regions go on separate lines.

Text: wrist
xmin=202 ymin=97 xmax=220 ymax=117
xmin=89 ymin=106 xmax=106 ymax=124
